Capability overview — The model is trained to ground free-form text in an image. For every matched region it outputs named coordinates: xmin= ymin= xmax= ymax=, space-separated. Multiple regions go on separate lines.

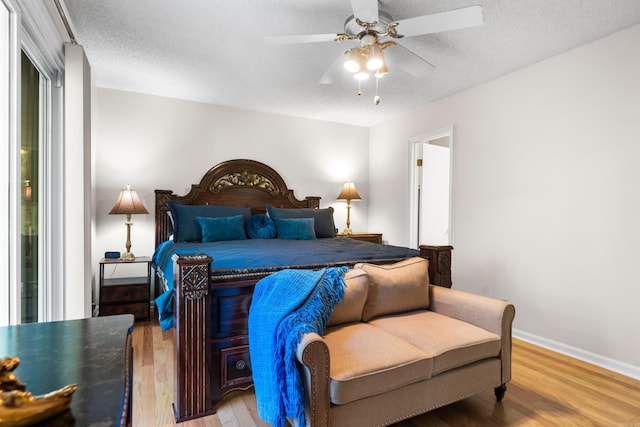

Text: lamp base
xmin=120 ymin=252 xmax=135 ymax=262
xmin=342 ymin=228 xmax=353 ymax=235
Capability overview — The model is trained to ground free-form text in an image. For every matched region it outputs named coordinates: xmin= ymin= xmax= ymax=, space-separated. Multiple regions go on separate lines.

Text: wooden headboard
xmin=155 ymin=159 xmax=321 ymax=247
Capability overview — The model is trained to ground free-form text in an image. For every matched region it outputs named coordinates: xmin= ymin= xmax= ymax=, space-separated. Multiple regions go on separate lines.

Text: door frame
xmin=408 ymin=126 xmax=454 ymax=249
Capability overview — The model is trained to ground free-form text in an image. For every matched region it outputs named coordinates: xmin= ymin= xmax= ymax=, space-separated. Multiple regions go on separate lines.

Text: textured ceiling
xmin=62 ymin=0 xmax=640 ymax=127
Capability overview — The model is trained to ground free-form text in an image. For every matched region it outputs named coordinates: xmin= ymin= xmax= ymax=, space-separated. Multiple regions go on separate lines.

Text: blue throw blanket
xmin=248 ymin=267 xmax=348 ymax=427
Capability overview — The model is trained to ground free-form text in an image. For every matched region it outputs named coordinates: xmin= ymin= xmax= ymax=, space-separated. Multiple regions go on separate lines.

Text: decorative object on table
xmin=0 ymin=358 xmax=25 ymax=392
xmin=109 ymin=184 xmax=149 ymax=261
xmin=336 ymin=180 xmax=361 ymax=235
xmin=0 ymin=356 xmax=77 ymax=427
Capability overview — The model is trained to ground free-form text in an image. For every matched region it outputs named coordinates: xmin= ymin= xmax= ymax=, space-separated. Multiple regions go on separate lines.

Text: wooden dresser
xmin=0 ymin=315 xmax=134 ymax=426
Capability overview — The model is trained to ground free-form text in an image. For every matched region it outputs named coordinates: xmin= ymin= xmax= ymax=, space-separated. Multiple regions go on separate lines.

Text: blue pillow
xmin=167 ymin=201 xmax=251 ymax=242
xmin=197 ymin=215 xmax=247 ymax=242
xmin=274 ymin=217 xmax=316 ymax=240
xmin=266 ymin=205 xmax=336 ymax=238
xmin=245 ymin=214 xmax=277 ymax=239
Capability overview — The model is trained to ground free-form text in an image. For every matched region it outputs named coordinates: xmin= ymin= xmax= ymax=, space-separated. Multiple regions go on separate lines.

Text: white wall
xmin=92 ymin=89 xmax=370 ymax=290
xmin=369 ymin=25 xmax=640 ymax=377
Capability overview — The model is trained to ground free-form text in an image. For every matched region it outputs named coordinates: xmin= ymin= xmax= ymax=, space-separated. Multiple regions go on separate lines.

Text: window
xmin=1 ymin=0 xmax=65 ymax=325
xmin=20 ymin=51 xmax=41 ymax=323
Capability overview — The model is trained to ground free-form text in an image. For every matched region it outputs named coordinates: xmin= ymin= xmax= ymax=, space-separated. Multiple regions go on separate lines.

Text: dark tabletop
xmin=0 ymin=314 xmax=134 ymax=426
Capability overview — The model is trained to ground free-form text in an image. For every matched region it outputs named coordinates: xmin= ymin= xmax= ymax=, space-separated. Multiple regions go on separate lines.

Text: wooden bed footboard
xmin=172 ymin=254 xmax=213 ymax=422
xmin=171 ymin=254 xmax=269 ymax=421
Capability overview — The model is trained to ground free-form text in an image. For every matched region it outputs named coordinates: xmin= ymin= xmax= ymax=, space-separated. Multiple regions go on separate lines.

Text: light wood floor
xmin=132 ymin=319 xmax=640 ymax=426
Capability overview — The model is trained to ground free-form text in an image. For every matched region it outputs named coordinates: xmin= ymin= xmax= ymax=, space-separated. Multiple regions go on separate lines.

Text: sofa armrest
xmin=296 ymin=332 xmax=330 ymax=427
xmin=429 ymin=285 xmax=516 ymax=383
xmin=429 ymin=286 xmax=514 ymax=335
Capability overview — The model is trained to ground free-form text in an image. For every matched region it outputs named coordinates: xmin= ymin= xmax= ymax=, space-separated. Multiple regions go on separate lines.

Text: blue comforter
xmin=153 ymin=238 xmax=419 ymax=330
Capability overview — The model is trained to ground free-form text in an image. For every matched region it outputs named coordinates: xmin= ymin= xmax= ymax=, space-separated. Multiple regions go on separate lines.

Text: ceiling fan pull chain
xmin=374 ymin=76 xmax=380 ymax=105
xmin=357 ymin=79 xmax=362 ymax=96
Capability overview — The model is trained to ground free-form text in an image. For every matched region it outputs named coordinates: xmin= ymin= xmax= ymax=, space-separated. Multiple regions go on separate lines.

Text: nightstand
xmin=336 ymin=232 xmax=383 ymax=244
xmin=99 ymin=256 xmax=151 ymax=320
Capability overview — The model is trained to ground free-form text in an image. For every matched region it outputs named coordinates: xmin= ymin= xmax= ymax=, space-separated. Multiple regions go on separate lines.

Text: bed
xmin=153 ymin=159 xmax=453 ymax=421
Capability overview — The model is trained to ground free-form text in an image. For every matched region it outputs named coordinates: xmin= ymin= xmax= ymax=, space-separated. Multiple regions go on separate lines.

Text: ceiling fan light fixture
xmin=344 ymin=48 xmax=361 ymax=73
xmin=270 ymin=3 xmax=484 ymax=99
xmin=374 ymin=63 xmax=388 ymax=78
xmin=354 ymin=69 xmax=370 ymax=80
xmin=366 ymin=44 xmax=384 ymax=71
xmin=354 ymin=53 xmax=369 ymax=80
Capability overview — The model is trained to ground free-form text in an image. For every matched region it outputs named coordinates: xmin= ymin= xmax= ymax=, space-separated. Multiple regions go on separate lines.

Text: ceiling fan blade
xmin=350 ymin=0 xmax=378 ymax=23
xmin=264 ymin=33 xmax=341 ymax=44
xmin=384 ymin=43 xmax=434 ymax=78
xmin=393 ymin=5 xmax=483 ymax=38
xmin=319 ymin=53 xmax=348 ymax=85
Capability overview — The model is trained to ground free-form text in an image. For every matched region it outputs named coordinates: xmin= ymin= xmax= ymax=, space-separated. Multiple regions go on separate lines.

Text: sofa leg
xmin=494 ymin=384 xmax=507 ymax=401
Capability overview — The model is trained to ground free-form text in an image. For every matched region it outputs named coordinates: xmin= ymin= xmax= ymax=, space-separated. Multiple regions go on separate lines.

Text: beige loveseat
xmin=296 ymin=257 xmax=516 ymax=427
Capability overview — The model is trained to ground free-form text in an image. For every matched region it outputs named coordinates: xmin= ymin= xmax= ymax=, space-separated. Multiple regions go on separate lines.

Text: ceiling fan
xmin=266 ymin=0 xmax=483 ymax=103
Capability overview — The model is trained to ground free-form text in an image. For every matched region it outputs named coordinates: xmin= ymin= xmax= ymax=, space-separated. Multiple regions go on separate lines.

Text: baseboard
xmin=513 ymin=328 xmax=640 ymax=380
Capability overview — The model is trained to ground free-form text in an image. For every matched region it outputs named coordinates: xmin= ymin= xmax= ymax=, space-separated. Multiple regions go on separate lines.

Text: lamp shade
xmin=336 ymin=181 xmax=362 ymax=201
xmin=108 ymin=185 xmax=149 ymax=215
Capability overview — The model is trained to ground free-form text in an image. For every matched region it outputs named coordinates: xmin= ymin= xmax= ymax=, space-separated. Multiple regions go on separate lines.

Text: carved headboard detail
xmin=211 ymin=171 xmax=279 ymax=195
xmin=155 ymin=159 xmax=321 ymax=247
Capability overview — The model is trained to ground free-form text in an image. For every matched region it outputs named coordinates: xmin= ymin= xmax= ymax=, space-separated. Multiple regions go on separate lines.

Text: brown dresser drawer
xmin=101 ymin=283 xmax=148 ymax=303
xmin=211 ymin=279 xmax=257 ymax=338
xmin=220 ymin=345 xmax=252 ymax=389
xmin=100 ymin=302 xmax=148 ymax=319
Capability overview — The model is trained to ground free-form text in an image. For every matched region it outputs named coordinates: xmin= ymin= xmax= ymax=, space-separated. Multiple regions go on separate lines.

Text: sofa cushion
xmin=323 ymin=323 xmax=433 ymax=405
xmin=355 ymin=257 xmax=430 ymax=321
xmin=369 ymin=310 xmax=501 ymax=376
xmin=327 ymin=269 xmax=368 ymax=327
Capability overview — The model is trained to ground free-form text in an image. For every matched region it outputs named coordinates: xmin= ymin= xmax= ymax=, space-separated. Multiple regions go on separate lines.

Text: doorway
xmin=409 ymin=127 xmax=453 ymax=249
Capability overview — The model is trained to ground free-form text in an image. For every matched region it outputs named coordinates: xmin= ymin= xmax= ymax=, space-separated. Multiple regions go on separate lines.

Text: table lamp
xmin=109 ymin=185 xmax=148 ymax=261
xmin=336 ymin=180 xmax=361 ymax=235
